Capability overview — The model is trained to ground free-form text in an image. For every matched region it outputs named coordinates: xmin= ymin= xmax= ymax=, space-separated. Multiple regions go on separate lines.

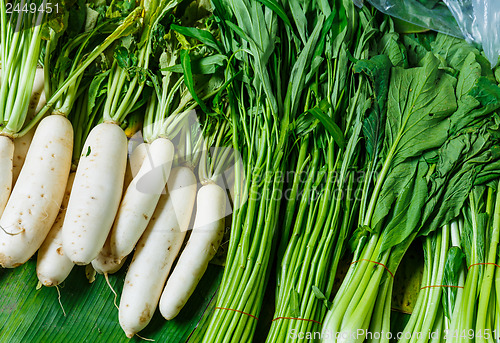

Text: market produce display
xmin=3 ymin=0 xmax=500 ymax=342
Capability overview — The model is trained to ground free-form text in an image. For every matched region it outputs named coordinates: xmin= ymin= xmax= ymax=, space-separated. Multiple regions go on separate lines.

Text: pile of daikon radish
xmin=0 ymin=0 xmax=231 ymax=338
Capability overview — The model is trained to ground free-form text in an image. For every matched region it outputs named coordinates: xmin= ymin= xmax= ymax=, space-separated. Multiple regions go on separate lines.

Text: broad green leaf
xmin=372 ymin=158 xmax=419 ymax=231
xmin=354 ymin=54 xmax=392 ymax=115
xmin=456 ymin=53 xmax=481 ymax=101
xmin=371 ymin=53 xmax=457 ymax=229
xmin=430 ymin=33 xmax=479 ymax=71
xmin=378 ymin=32 xmax=405 ymax=67
xmin=114 ymin=46 xmax=137 ymax=71
xmin=420 ymin=128 xmax=493 ymax=236
xmin=362 ymin=111 xmax=382 ymax=161
xmin=403 ymin=34 xmax=433 ymax=68
xmin=355 ymin=55 xmax=391 ymax=162
xmin=87 ymin=70 xmax=111 ymax=116
xmin=384 ymin=52 xmax=457 ymax=167
xmin=379 ymin=160 xmax=428 ymax=251
xmin=470 ymin=77 xmax=500 ymax=108
xmin=67 ymin=0 xmax=87 ymax=37
xmin=476 ymin=152 xmax=500 ymax=186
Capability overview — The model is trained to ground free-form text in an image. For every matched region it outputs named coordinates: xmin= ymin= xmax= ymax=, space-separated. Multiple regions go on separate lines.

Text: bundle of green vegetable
xmin=448 ymin=185 xmax=500 ymax=342
xmin=266 ymin=0 xmax=373 ymax=340
xmin=193 ymin=2 xmax=290 ymax=342
xmin=6 ymin=0 xmax=500 ymax=341
xmin=321 ymin=22 xmax=500 ymax=341
xmin=399 ymin=221 xmax=464 ymax=341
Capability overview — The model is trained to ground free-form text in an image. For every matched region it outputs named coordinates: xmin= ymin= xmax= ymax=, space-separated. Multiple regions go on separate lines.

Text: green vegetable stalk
xmin=201 ymin=0 xmax=290 ymax=341
xmin=400 ymin=221 xmax=465 ymax=342
xmin=265 ymin=1 xmax=374 ymax=340
xmin=448 ymin=186 xmax=500 ymax=343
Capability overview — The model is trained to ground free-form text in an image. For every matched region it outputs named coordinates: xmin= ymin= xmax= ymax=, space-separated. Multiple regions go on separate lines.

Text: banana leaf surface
xmin=0 ymin=259 xmax=223 ymax=342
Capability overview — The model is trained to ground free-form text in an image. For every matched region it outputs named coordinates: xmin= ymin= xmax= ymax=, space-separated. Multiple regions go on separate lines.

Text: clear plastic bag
xmin=355 ymin=0 xmax=500 ymax=67
xmin=444 ymin=0 xmax=500 ymax=66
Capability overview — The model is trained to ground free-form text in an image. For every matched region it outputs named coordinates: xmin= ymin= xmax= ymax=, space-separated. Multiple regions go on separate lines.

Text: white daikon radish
xmin=91 ymin=236 xmax=128 ymax=275
xmin=0 ymin=135 xmax=14 ymax=217
xmin=159 ymin=182 xmax=226 ymax=320
xmin=92 ymin=142 xmax=149 ymax=274
xmin=0 ymin=68 xmax=45 ymax=215
xmin=0 ymin=115 xmax=73 ymax=268
xmin=123 ymin=142 xmax=148 ymax=191
xmin=13 ymin=127 xmax=35 ymax=186
xmin=13 ymin=90 xmax=47 ymax=184
xmin=36 ymin=173 xmax=76 ymax=287
xmin=62 ymin=122 xmax=127 ymax=265
xmin=119 ymin=166 xmax=197 ymax=338
xmin=103 ymin=138 xmax=174 ymax=267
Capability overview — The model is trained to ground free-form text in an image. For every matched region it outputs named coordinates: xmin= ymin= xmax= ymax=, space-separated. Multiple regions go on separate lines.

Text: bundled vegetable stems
xmin=403 ymin=184 xmax=500 ymax=343
xmin=266 ymin=0 xmax=369 ymax=340
xmin=400 ymin=221 xmax=465 ymax=342
xmin=321 ymin=11 xmax=500 ymax=341
xmin=448 ymin=186 xmax=500 ymax=342
xmin=201 ymin=1 xmax=291 ymax=341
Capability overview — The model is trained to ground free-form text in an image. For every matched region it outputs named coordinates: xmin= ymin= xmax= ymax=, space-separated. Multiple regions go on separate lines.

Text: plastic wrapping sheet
xmin=444 ymin=0 xmax=500 ymax=66
xmin=355 ymin=0 xmax=500 ymax=66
